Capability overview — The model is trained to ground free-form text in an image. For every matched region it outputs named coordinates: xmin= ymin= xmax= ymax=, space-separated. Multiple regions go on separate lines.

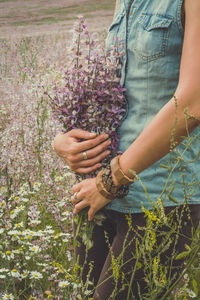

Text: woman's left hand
xmin=71 ymin=178 xmax=111 ymax=221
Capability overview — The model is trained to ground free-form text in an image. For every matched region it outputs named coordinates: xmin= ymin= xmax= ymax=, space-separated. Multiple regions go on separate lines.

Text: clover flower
xmin=50 ymin=16 xmax=127 ymax=176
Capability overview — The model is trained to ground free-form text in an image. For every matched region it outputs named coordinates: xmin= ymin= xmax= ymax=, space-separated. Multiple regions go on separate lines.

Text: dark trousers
xmin=74 ymin=205 xmax=200 ymax=300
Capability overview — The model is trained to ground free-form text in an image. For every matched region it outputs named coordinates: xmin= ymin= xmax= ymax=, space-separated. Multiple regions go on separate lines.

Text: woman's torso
xmin=106 ymin=0 xmax=200 ymax=213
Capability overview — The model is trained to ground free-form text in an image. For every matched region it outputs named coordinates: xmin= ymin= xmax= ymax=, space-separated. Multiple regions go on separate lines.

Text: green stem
xmin=160 ymin=243 xmax=200 ymax=300
xmin=127 ymin=253 xmax=140 ymax=300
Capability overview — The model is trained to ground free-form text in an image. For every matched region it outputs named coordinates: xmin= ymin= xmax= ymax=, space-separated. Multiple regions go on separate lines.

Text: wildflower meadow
xmin=0 ymin=6 xmax=200 ymax=300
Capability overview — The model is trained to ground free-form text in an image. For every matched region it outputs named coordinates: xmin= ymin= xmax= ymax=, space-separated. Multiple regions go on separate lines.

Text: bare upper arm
xmin=176 ymin=0 xmax=200 ymax=119
xmin=114 ymin=0 xmax=119 ymax=16
xmin=177 ymin=0 xmax=200 ymax=99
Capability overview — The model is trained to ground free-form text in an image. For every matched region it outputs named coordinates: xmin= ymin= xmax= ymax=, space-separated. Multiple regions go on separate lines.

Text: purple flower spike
xmin=50 ymin=16 xmax=127 ymax=179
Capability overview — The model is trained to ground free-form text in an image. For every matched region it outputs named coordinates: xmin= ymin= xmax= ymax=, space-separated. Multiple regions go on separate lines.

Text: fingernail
xmin=89 ymin=132 xmax=96 ymax=136
xmin=106 ymin=150 xmax=111 ymax=155
xmin=107 ymin=140 xmax=111 ymax=145
xmin=104 ymin=134 xmax=109 ymax=139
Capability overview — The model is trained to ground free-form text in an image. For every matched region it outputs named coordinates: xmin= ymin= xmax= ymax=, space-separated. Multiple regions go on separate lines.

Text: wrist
xmin=96 ymin=166 xmax=129 ymax=200
xmin=110 ymin=155 xmax=136 ymax=187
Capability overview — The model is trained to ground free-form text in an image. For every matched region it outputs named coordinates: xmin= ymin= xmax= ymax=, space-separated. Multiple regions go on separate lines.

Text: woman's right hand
xmin=53 ymin=129 xmax=111 ymax=174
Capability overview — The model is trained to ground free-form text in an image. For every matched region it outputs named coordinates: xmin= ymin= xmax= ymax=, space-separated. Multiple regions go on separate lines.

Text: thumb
xmin=68 ymin=129 xmax=97 ymax=140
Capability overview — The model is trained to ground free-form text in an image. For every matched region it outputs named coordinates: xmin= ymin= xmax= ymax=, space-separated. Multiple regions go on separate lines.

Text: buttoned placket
xmin=121 ymin=0 xmax=136 ymax=85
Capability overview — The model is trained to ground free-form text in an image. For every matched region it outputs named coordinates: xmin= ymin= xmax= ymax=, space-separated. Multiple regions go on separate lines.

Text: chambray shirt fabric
xmin=105 ymin=0 xmax=200 ymax=213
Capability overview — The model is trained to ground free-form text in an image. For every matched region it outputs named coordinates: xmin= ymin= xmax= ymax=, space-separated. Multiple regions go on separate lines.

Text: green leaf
xmin=168 ymin=195 xmax=178 ymax=204
xmin=170 ymin=179 xmax=176 ymax=186
xmin=160 ymin=164 xmax=169 ymax=169
xmin=168 ymin=186 xmax=175 ymax=195
xmin=175 ymin=251 xmax=189 ymax=260
xmin=193 ymin=279 xmax=198 ymax=296
xmin=185 ymin=244 xmax=191 ymax=252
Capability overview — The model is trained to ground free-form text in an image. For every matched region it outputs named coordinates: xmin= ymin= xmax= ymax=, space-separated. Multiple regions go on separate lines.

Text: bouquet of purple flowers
xmin=51 ymin=16 xmax=127 ymax=175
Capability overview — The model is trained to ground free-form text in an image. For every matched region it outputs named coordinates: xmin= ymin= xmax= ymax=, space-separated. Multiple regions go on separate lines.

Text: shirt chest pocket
xmin=134 ymin=14 xmax=173 ymax=62
xmin=105 ymin=11 xmax=126 ymax=54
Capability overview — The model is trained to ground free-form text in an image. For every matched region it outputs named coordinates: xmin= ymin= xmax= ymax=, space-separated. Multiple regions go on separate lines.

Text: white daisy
xmin=187 ymin=289 xmax=196 ymax=298
xmin=84 ymin=290 xmax=92 ymax=296
xmin=21 ymin=271 xmax=28 ymax=278
xmin=55 ymin=176 xmax=63 ymax=182
xmin=2 ymin=294 xmax=14 ymax=300
xmin=29 ymin=245 xmax=40 ymax=253
xmin=14 ymin=222 xmax=23 ymax=229
xmin=0 ymin=268 xmax=9 ymax=273
xmin=7 ymin=230 xmax=21 ymax=236
xmin=4 ymin=250 xmax=14 ymax=260
xmin=58 ymin=280 xmax=70 ymax=288
xmin=30 ymin=271 xmax=43 ymax=280
xmin=10 ymin=269 xmax=20 ymax=278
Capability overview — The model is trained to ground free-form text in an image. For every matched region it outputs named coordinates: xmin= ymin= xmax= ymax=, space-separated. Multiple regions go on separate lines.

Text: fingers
xmin=78 ymin=139 xmax=111 ymax=161
xmin=74 ymin=163 xmax=102 ymax=174
xmin=54 ymin=129 xmax=111 ymax=174
xmin=88 ymin=207 xmax=96 ymax=221
xmin=68 ymin=140 xmax=111 ymax=173
xmin=74 ymin=134 xmax=109 ymax=153
xmin=71 ymin=191 xmax=81 ymax=205
xmin=71 ymin=182 xmax=82 ymax=194
xmin=71 ymin=183 xmax=84 ymax=205
xmin=73 ymin=200 xmax=88 ymax=215
xmin=72 ymin=148 xmax=110 ymax=167
xmin=68 ymin=129 xmax=97 ymax=140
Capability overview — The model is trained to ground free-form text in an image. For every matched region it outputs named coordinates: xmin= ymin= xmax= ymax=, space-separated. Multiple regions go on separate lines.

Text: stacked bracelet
xmin=110 ymin=155 xmax=136 ymax=186
xmin=96 ymin=165 xmax=129 ymax=200
xmin=102 ymin=165 xmax=129 ymax=198
xmin=96 ymin=169 xmax=114 ymax=200
xmin=96 ymin=155 xmax=136 ymax=200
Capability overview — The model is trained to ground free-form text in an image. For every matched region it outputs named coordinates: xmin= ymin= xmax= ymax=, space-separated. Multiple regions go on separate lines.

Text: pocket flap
xmin=138 ymin=14 xmax=172 ymax=31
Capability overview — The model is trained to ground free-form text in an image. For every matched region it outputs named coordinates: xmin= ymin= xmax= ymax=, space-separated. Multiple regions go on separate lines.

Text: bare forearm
xmin=119 ymin=94 xmax=200 ymax=178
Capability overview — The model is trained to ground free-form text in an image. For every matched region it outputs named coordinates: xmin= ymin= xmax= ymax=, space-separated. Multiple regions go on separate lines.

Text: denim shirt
xmin=106 ymin=0 xmax=200 ymax=213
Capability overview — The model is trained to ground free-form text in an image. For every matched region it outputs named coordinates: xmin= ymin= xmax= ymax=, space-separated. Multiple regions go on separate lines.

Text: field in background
xmin=0 ymin=0 xmax=115 ymax=38
xmin=0 ymin=3 xmax=115 ymax=298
